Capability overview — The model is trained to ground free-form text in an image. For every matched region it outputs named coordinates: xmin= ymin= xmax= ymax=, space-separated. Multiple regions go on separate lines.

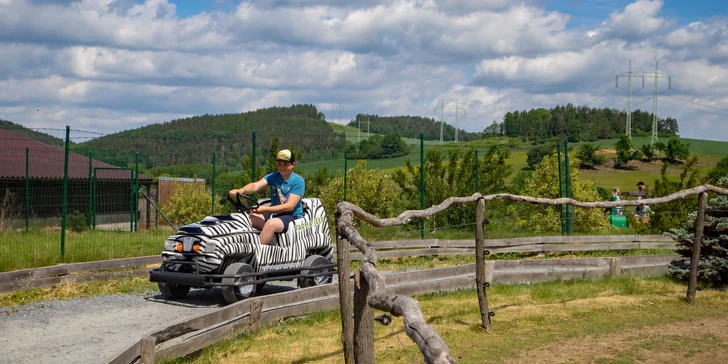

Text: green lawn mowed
xmin=164 ymin=276 xmax=728 ymax=364
xmin=0 ymin=229 xmax=170 ymax=272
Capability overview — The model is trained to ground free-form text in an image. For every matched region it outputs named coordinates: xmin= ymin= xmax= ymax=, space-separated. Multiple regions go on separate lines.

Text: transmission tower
xmin=616 ymin=61 xmax=671 ymax=147
xmin=448 ymin=100 xmax=465 ymax=143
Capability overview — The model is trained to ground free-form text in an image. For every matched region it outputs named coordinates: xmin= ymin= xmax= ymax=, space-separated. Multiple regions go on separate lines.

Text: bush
xmin=575 ymin=143 xmax=604 ymax=169
xmin=318 ymin=161 xmax=403 ymax=224
xmin=163 ymin=182 xmax=224 ymax=226
xmin=67 ymin=210 xmax=89 ymax=233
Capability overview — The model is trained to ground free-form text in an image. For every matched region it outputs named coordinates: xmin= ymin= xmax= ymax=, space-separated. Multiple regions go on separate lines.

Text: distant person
xmin=635 ymin=181 xmax=649 ymax=215
xmin=228 ymin=149 xmax=305 ymax=245
xmin=610 ymin=187 xmax=622 ymax=215
xmin=635 ymin=202 xmax=650 ymax=218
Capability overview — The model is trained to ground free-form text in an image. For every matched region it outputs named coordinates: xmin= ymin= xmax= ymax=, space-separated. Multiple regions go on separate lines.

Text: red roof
xmin=0 ymin=129 xmax=151 ymax=181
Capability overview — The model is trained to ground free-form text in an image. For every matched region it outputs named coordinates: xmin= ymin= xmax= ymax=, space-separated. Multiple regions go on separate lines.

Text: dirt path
xmin=0 ymin=284 xmax=296 ymax=364
xmin=505 ymin=317 xmax=728 ymax=363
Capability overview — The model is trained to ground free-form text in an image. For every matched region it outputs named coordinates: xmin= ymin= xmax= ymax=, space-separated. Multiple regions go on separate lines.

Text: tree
xmin=513 ymin=153 xmax=610 ymax=233
xmin=575 ymin=143 xmax=605 ymax=169
xmin=707 ymin=156 xmax=728 ymax=184
xmin=392 ymin=146 xmax=511 ymax=229
xmin=526 ymin=144 xmax=557 ymax=169
xmin=648 ymin=158 xmax=701 ymax=233
xmin=667 ymin=176 xmax=728 ymax=287
xmin=640 ymin=144 xmax=655 ymax=161
xmin=666 ymin=137 xmax=690 ymax=163
xmin=654 ymin=141 xmax=666 ymax=159
xmin=614 ymin=134 xmax=633 ymax=167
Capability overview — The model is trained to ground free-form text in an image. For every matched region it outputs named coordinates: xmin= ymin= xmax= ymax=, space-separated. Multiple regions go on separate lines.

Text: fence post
xmin=211 ymin=152 xmax=216 ymax=215
xmin=475 ymin=198 xmax=492 ymax=331
xmin=60 ymin=126 xmax=70 ymax=259
xmin=252 ymin=131 xmax=257 ymax=183
xmin=343 ymin=150 xmax=348 ymax=202
xmin=88 ymin=151 xmax=92 ymax=228
xmin=353 ymin=270 xmax=374 ymax=364
xmin=335 ymin=210 xmax=354 ymax=363
xmin=564 ymin=140 xmax=574 ymax=235
xmin=25 ymin=148 xmax=29 ymax=232
xmin=475 ymin=149 xmax=479 ymax=193
xmin=92 ymin=168 xmax=96 ymax=229
xmin=129 ymin=169 xmax=134 ymax=232
xmin=135 ymin=152 xmax=139 ymax=232
xmin=557 ymin=142 xmax=565 ymax=235
xmin=687 ymin=192 xmax=708 ymax=304
xmin=420 ymin=133 xmax=425 ymax=239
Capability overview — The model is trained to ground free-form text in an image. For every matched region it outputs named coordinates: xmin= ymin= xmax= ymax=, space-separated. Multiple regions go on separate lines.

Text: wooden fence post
xmin=335 ymin=210 xmax=354 ymax=363
xmin=250 ymin=299 xmax=262 ymax=331
xmin=687 ymin=192 xmax=708 ymax=304
xmin=353 ymin=270 xmax=374 ymax=364
xmin=475 ymin=198 xmax=492 ymax=331
xmin=139 ymin=336 xmax=156 ymax=364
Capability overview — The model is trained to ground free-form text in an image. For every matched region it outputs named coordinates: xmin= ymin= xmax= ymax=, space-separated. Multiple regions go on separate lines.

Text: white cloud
xmin=1 ymin=0 xmax=728 ymax=142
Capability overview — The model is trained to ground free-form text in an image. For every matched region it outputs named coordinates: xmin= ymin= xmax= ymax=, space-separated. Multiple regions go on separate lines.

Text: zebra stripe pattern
xmin=161 ymin=198 xmax=333 ymax=274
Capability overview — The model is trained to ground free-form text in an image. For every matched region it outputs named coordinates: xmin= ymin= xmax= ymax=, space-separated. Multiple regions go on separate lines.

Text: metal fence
xmin=0 ymin=125 xmax=711 ymax=272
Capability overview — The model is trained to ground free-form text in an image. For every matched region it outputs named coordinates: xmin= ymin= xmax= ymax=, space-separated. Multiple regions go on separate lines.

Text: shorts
xmin=263 ymin=213 xmax=297 ymax=233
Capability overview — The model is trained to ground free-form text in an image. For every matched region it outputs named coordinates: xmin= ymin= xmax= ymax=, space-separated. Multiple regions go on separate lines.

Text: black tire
xmin=298 ymin=255 xmax=333 ymax=288
xmin=222 ymin=262 xmax=257 ymax=304
xmin=158 ymin=282 xmax=191 ymax=299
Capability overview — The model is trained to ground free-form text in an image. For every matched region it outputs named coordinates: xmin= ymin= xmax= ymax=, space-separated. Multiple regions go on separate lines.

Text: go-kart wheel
xmin=158 ymin=282 xmax=191 ymax=299
xmin=222 ymin=262 xmax=257 ymax=304
xmin=298 ymin=255 xmax=333 ymax=288
xmin=256 ymin=281 xmax=267 ymax=292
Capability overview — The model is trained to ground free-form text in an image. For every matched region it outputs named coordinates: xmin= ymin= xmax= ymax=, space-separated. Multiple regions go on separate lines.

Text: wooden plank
xmin=104 ymin=339 xmax=141 ymax=364
xmin=543 ymin=243 xmax=636 ymax=252
xmin=0 ymin=255 xmax=160 ymax=284
xmin=435 ymin=248 xmax=475 ymax=256
xmin=639 ymin=242 xmax=677 ymax=249
xmin=64 ymin=256 xmax=160 ymax=274
xmin=620 ymin=254 xmax=677 ymax=268
xmin=0 ymin=268 xmax=149 ymax=294
xmin=638 ymin=235 xmax=674 ymax=242
xmin=482 ymin=236 xmax=543 ymax=247
xmin=541 ymin=235 xmax=639 ymax=243
xmin=367 ymin=239 xmax=440 ymax=250
xmin=494 ymin=257 xmax=611 ymax=270
xmin=489 ymin=245 xmax=543 ymax=254
xmin=384 ymin=264 xmax=476 ymax=286
xmin=139 ymin=336 xmax=156 ymax=364
xmin=151 ymin=300 xmax=251 ymax=343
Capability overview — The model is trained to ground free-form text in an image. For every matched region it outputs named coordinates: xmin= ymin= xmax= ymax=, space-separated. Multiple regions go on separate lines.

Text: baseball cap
xmin=276 ymin=149 xmax=296 ymax=162
xmin=636 ymin=181 xmax=645 ymax=186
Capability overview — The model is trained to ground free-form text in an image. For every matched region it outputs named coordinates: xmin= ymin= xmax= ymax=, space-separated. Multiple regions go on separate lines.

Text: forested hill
xmin=72 ymin=105 xmax=346 ymax=168
xmin=347 ymin=114 xmax=482 ymax=142
xmin=490 ymin=105 xmax=679 ymax=142
xmin=0 ymin=120 xmax=66 ymax=148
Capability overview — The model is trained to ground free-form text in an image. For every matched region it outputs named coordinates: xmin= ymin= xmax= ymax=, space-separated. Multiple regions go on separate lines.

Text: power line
xmin=659 ymin=98 xmax=728 ymax=118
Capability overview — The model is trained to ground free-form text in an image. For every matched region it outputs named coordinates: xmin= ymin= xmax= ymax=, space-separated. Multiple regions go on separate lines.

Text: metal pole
xmin=88 ymin=151 xmax=92 ymax=228
xmin=557 ymin=142 xmax=565 ymax=235
xmin=420 ymin=133 xmax=425 ymax=239
xmin=25 ymin=148 xmax=29 ymax=232
xmin=564 ymin=140 xmax=573 ymax=235
xmin=343 ymin=150 xmax=348 ymax=201
xmin=626 ymin=60 xmax=632 ymax=140
xmin=129 ymin=170 xmax=133 ymax=232
xmin=252 ymin=131 xmax=257 ymax=183
xmin=211 ymin=152 xmax=216 ymax=215
xmin=475 ymin=149 xmax=479 ymax=193
xmin=92 ymin=168 xmax=96 ymax=229
xmin=60 ymin=126 xmax=70 ymax=259
xmin=135 ymin=152 xmax=139 ymax=232
xmin=651 ymin=61 xmax=660 ymax=149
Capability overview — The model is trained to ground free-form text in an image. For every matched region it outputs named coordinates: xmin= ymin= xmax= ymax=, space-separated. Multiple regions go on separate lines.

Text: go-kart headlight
xmin=192 ymin=243 xmax=201 ymax=253
xmin=174 ymin=242 xmax=183 ymax=253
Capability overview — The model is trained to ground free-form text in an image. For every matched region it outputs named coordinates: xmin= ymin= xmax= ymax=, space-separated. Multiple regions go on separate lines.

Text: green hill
xmin=347 ymin=114 xmax=482 ymax=142
xmin=71 ymin=105 xmax=347 ymax=168
xmin=0 ymin=120 xmax=66 ymax=148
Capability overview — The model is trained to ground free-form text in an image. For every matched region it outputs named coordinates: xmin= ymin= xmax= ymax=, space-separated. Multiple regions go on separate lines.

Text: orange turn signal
xmin=175 ymin=242 xmax=183 ymax=252
xmin=192 ymin=244 xmax=201 ymax=253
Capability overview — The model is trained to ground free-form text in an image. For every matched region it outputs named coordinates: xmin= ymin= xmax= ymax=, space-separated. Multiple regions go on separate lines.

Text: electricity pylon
xmin=616 ymin=61 xmax=671 ymax=147
xmin=448 ymin=100 xmax=465 ymax=143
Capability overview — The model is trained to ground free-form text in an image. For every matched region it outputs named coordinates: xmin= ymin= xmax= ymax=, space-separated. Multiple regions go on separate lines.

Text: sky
xmin=1 ymin=0 xmax=727 ymax=141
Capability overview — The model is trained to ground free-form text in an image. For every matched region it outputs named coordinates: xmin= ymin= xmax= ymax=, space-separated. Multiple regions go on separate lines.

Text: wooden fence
xmin=335 ymin=184 xmax=728 ymax=364
xmin=104 ymin=253 xmax=676 ymax=364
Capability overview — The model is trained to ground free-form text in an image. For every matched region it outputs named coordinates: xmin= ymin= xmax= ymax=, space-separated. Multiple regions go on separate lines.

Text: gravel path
xmin=0 ymin=282 xmax=300 ymax=364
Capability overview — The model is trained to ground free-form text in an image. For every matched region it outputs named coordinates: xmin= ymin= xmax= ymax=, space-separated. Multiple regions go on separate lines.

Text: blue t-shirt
xmin=264 ymin=171 xmax=305 ymax=218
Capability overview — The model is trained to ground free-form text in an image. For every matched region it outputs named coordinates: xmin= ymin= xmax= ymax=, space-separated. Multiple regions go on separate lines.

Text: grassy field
xmin=0 ymin=229 xmax=170 ymax=272
xmin=164 ymin=276 xmax=728 ymax=364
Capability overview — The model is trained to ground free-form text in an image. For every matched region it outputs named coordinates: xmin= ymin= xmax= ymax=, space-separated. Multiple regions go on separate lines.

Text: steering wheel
xmin=227 ymin=193 xmax=260 ymax=213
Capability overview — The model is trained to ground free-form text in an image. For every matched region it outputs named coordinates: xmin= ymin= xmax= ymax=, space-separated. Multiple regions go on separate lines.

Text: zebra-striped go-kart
xmin=149 ymin=194 xmax=335 ymax=304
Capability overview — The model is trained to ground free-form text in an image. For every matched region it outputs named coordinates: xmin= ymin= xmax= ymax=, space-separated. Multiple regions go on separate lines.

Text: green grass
xmin=0 ymin=229 xmax=170 ymax=272
xmin=164 ymin=276 xmax=728 ymax=364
